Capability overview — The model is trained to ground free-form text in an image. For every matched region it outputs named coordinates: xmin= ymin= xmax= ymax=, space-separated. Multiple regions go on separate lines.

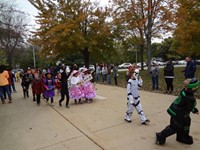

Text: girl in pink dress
xmin=82 ymin=68 xmax=96 ymax=103
xmin=69 ymin=70 xmax=84 ymax=104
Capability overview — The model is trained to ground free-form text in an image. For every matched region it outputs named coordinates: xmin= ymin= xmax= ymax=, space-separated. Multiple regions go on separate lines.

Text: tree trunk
xmin=81 ymin=47 xmax=89 ymax=68
xmin=140 ymin=43 xmax=144 ymax=70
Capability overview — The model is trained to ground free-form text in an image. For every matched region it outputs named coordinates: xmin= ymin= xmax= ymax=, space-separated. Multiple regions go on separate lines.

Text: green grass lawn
xmin=98 ymin=66 xmax=200 ymax=99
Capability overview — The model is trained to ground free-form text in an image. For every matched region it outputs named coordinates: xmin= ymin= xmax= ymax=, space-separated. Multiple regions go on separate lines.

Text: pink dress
xmin=82 ymin=74 xmax=96 ymax=99
xmin=69 ymin=76 xmax=84 ymax=99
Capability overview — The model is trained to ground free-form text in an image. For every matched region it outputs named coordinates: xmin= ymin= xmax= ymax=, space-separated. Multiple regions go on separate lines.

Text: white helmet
xmin=134 ymin=69 xmax=139 ymax=78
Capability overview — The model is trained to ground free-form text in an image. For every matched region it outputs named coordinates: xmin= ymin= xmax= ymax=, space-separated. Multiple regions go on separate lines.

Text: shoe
xmin=51 ymin=103 xmax=54 ymax=106
xmin=59 ymin=101 xmax=62 ymax=107
xmin=2 ymin=100 xmax=5 ymax=104
xmin=176 ymin=135 xmax=193 ymax=145
xmin=124 ymin=118 xmax=132 ymax=123
xmin=66 ymin=105 xmax=70 ymax=108
xmin=155 ymin=132 xmax=165 ymax=145
xmin=141 ymin=119 xmax=150 ymax=125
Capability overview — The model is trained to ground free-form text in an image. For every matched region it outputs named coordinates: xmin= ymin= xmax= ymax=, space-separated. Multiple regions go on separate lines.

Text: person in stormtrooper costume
xmin=124 ymin=69 xmax=150 ymax=125
xmin=156 ymin=78 xmax=200 ymax=145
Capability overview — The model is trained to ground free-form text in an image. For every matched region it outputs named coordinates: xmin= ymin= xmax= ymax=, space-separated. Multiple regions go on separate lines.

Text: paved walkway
xmin=0 ymin=82 xmax=200 ymax=150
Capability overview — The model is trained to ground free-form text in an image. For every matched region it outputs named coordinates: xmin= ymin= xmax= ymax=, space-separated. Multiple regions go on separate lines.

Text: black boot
xmin=156 ymin=126 xmax=176 ymax=145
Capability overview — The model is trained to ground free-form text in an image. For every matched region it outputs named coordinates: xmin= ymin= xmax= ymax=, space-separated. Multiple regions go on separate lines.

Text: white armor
xmin=124 ymin=77 xmax=148 ymax=124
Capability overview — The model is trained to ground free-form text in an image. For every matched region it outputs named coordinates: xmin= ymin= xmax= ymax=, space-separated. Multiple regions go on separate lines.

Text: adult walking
xmin=0 ymin=65 xmax=12 ymax=104
xmin=184 ymin=56 xmax=196 ymax=79
xmin=59 ymin=64 xmax=70 ymax=108
xmin=149 ymin=62 xmax=160 ymax=90
xmin=164 ymin=60 xmax=174 ymax=94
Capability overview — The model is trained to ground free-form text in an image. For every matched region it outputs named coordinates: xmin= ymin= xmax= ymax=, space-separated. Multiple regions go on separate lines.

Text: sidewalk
xmin=0 ymin=82 xmax=200 ymax=150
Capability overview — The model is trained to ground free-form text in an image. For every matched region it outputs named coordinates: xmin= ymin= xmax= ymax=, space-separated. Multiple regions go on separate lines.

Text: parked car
xmin=118 ymin=63 xmax=132 ymax=69
xmin=178 ymin=60 xmax=187 ymax=65
xmin=137 ymin=62 xmax=147 ymax=68
xmin=11 ymin=69 xmax=23 ymax=74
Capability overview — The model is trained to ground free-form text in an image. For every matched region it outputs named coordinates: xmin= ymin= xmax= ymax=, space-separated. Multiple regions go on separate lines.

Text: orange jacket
xmin=0 ymin=71 xmax=9 ymax=86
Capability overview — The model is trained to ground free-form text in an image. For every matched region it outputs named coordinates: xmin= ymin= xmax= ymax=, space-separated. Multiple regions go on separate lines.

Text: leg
xmin=59 ymin=93 xmax=65 ymax=106
xmin=156 ymin=117 xmax=177 ymax=145
xmin=36 ymin=94 xmax=41 ymax=105
xmin=176 ymin=116 xmax=193 ymax=144
xmin=124 ymin=100 xmax=134 ymax=122
xmin=165 ymin=78 xmax=169 ymax=92
xmin=134 ymin=99 xmax=150 ymax=124
xmin=155 ymin=76 xmax=159 ymax=90
xmin=65 ymin=91 xmax=70 ymax=107
xmin=0 ymin=86 xmax=5 ymax=104
xmin=152 ymin=77 xmax=155 ymax=90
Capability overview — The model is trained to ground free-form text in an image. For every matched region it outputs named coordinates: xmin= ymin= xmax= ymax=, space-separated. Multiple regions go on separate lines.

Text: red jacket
xmin=32 ymin=79 xmax=44 ymax=94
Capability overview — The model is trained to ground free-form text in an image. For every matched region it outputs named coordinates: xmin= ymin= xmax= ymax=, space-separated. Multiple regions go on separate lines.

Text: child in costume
xmin=32 ymin=72 xmax=44 ymax=105
xmin=124 ymin=69 xmax=150 ymax=125
xmin=156 ymin=78 xmax=199 ymax=145
xmin=69 ymin=70 xmax=84 ymax=104
xmin=82 ymin=68 xmax=96 ymax=103
xmin=21 ymin=72 xmax=31 ymax=98
xmin=43 ymin=72 xmax=55 ymax=106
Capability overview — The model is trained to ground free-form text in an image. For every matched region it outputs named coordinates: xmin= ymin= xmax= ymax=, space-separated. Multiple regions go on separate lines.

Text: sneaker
xmin=124 ymin=118 xmax=132 ymax=123
xmin=51 ymin=103 xmax=54 ymax=106
xmin=141 ymin=119 xmax=150 ymax=125
xmin=66 ymin=105 xmax=70 ymax=108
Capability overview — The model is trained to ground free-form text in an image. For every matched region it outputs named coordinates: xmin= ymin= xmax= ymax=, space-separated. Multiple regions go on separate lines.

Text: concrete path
xmin=0 ymin=82 xmax=200 ymax=150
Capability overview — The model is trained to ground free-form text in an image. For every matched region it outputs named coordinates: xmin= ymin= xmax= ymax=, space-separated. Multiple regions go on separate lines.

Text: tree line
xmin=0 ymin=0 xmax=199 ymax=70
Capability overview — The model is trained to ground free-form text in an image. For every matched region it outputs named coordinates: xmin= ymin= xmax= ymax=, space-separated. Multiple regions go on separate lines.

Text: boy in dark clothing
xmin=32 ymin=73 xmax=44 ymax=105
xmin=156 ymin=78 xmax=199 ymax=145
xmin=21 ymin=73 xmax=31 ymax=98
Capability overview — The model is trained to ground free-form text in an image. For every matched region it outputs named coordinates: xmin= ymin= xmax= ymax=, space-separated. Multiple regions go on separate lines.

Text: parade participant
xmin=32 ymin=72 xmax=44 ymax=105
xmin=124 ymin=69 xmax=150 ymax=125
xmin=43 ymin=71 xmax=55 ymax=106
xmin=69 ymin=70 xmax=84 ymax=104
xmin=0 ymin=65 xmax=12 ymax=104
xmin=58 ymin=64 xmax=70 ymax=108
xmin=156 ymin=78 xmax=199 ymax=145
xmin=21 ymin=70 xmax=32 ymax=98
xmin=82 ymin=68 xmax=96 ymax=103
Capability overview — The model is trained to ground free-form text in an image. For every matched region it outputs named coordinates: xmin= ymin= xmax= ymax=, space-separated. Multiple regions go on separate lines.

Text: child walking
xmin=124 ymin=69 xmax=150 ymax=125
xmin=82 ymin=68 xmax=96 ymax=103
xmin=69 ymin=70 xmax=84 ymax=104
xmin=32 ymin=72 xmax=44 ymax=105
xmin=43 ymin=72 xmax=55 ymax=106
xmin=156 ymin=78 xmax=199 ymax=145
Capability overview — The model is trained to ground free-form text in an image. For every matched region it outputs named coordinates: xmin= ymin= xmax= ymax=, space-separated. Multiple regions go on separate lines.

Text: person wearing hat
xmin=156 ymin=78 xmax=200 ymax=145
xmin=81 ymin=68 xmax=96 ymax=103
xmin=68 ymin=70 xmax=84 ymax=104
xmin=43 ymin=71 xmax=55 ymax=106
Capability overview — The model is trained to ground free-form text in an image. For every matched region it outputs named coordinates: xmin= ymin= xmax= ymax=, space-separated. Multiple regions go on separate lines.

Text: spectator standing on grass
xmin=102 ymin=63 xmax=108 ymax=83
xmin=149 ymin=62 xmax=160 ymax=90
xmin=164 ymin=60 xmax=174 ymax=94
xmin=184 ymin=56 xmax=196 ymax=79
xmin=113 ymin=64 xmax=118 ymax=86
xmin=95 ymin=63 xmax=101 ymax=82
xmin=107 ymin=64 xmax=112 ymax=84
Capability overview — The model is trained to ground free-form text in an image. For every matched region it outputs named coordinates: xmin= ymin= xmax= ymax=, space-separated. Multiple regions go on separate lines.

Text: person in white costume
xmin=124 ymin=69 xmax=150 ymax=125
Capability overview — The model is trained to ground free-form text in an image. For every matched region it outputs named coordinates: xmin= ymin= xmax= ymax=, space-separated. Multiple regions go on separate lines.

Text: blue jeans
xmin=0 ymin=85 xmax=11 ymax=100
xmin=152 ymin=76 xmax=159 ymax=90
xmin=102 ymin=74 xmax=107 ymax=82
xmin=96 ymin=73 xmax=100 ymax=82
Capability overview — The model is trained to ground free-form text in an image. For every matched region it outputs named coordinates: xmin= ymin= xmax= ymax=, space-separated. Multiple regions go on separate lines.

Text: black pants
xmin=34 ymin=94 xmax=41 ymax=104
xmin=157 ymin=116 xmax=192 ymax=144
xmin=59 ymin=92 xmax=69 ymax=106
xmin=114 ymin=76 xmax=117 ymax=86
xmin=22 ymin=85 xmax=29 ymax=98
xmin=46 ymin=97 xmax=54 ymax=103
xmin=165 ymin=78 xmax=173 ymax=92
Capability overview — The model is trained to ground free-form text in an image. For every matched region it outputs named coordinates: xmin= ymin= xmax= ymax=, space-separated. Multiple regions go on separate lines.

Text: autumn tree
xmin=28 ymin=0 xmax=114 ymax=68
xmin=112 ymin=0 xmax=176 ymax=70
xmin=173 ymin=0 xmax=200 ymax=57
xmin=0 ymin=1 xmax=28 ymax=68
